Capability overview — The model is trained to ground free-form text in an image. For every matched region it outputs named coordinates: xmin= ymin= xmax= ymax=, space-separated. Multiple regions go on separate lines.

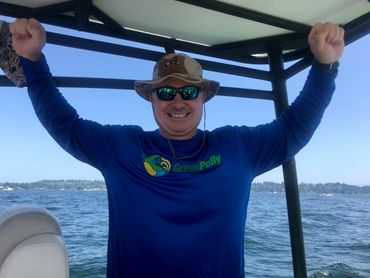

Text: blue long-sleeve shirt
xmin=21 ymin=55 xmax=337 ymax=277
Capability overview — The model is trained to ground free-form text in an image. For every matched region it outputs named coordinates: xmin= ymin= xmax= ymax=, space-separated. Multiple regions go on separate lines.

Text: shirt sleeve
xmin=246 ymin=64 xmax=338 ymax=177
xmin=20 ymin=54 xmax=115 ymax=171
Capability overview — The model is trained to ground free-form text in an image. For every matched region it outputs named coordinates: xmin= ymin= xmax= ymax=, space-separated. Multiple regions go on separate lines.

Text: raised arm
xmin=9 ymin=18 xmax=116 ymax=170
xmin=247 ymin=23 xmax=345 ymax=176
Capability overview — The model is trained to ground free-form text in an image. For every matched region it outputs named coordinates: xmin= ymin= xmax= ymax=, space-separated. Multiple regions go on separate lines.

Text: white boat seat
xmin=0 ymin=206 xmax=69 ymax=278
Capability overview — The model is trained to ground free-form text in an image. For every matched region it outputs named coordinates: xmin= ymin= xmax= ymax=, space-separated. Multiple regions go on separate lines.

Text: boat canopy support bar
xmin=268 ymin=44 xmax=308 ymax=278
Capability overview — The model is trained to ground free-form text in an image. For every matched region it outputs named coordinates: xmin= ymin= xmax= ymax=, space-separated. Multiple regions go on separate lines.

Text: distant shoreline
xmin=0 ymin=180 xmax=369 ymax=194
xmin=251 ymin=181 xmax=370 ymax=194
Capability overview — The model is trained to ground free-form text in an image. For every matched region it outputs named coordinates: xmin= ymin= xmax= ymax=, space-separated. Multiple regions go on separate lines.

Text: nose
xmin=170 ymin=92 xmax=186 ymax=108
xmin=172 ymin=91 xmax=184 ymax=102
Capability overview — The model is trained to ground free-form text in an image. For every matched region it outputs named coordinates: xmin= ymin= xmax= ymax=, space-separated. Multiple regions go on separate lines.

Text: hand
xmin=308 ymin=23 xmax=345 ymax=64
xmin=9 ymin=18 xmax=46 ymax=61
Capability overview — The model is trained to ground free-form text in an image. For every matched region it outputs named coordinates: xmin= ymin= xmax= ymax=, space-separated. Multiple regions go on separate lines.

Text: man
xmin=8 ymin=18 xmax=344 ymax=277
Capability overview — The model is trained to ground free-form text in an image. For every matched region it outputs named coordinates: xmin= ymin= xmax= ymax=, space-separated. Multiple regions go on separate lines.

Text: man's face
xmin=150 ymin=77 xmax=205 ymax=140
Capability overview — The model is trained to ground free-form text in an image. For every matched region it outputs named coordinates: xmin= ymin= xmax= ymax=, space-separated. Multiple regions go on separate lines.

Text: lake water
xmin=1 ymin=188 xmax=369 ymax=277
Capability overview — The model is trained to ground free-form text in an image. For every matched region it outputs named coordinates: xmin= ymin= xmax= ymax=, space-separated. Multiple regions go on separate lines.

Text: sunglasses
xmin=154 ymin=86 xmax=201 ymax=101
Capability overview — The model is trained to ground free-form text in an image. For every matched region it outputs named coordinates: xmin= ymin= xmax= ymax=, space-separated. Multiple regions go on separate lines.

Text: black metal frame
xmin=1 ymin=1 xmax=369 ymax=277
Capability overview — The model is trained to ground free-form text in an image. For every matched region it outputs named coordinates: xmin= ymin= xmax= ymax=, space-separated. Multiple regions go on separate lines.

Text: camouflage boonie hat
xmin=0 ymin=20 xmax=26 ymax=87
xmin=134 ymin=53 xmax=219 ymax=102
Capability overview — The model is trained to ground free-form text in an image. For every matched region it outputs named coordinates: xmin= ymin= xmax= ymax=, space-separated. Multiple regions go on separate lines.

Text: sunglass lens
xmin=180 ymin=86 xmax=199 ymax=100
xmin=155 ymin=87 xmax=176 ymax=100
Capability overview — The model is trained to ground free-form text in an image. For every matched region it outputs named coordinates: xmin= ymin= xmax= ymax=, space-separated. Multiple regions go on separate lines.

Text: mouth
xmin=167 ymin=112 xmax=190 ymax=119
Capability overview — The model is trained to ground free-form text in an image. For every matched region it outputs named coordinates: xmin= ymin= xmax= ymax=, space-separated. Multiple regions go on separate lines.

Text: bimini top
xmin=0 ymin=1 xmax=369 ymax=96
xmin=0 ymin=0 xmax=369 ymax=65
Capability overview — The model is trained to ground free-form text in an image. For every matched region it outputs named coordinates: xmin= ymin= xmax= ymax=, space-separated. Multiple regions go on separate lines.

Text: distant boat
xmin=321 ymin=193 xmax=333 ymax=197
xmin=0 ymin=186 xmax=13 ymax=191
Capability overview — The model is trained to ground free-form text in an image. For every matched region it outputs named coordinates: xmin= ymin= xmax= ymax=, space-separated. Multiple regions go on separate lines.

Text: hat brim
xmin=134 ymin=73 xmax=220 ymax=102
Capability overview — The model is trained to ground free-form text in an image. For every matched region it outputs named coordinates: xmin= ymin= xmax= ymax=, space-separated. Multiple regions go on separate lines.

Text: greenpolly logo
xmin=143 ymin=154 xmax=222 ymax=176
xmin=144 ymin=155 xmax=171 ymax=177
xmin=173 ymin=155 xmax=221 ymax=173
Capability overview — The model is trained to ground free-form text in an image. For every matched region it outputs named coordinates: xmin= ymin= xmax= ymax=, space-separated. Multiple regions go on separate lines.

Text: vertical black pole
xmin=268 ymin=45 xmax=307 ymax=278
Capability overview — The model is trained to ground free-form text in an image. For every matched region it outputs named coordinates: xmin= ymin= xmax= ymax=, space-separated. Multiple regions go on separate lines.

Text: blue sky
xmin=0 ymin=18 xmax=369 ymax=185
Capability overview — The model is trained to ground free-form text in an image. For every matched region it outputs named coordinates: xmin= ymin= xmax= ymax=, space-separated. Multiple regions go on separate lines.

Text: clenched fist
xmin=308 ymin=23 xmax=345 ymax=64
xmin=9 ymin=18 xmax=46 ymax=61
